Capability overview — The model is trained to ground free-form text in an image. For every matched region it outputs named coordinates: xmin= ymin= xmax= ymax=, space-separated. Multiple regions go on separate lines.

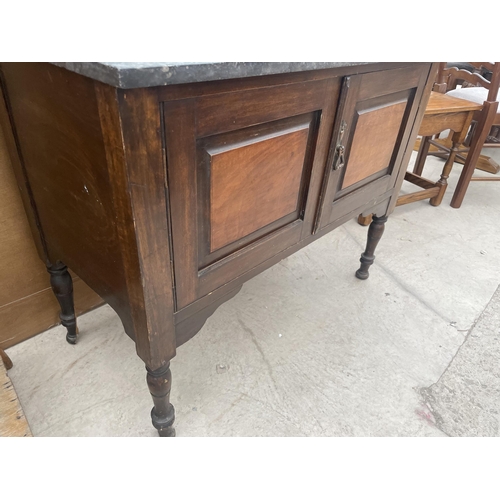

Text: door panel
xmin=316 ymin=65 xmax=427 ymax=230
xmin=198 ymin=114 xmax=314 ymax=260
xmin=164 ymin=78 xmax=341 ymax=309
xmin=342 ymin=99 xmax=407 ymax=188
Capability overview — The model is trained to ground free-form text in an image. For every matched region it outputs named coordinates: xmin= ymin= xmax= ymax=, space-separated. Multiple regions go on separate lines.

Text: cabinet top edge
xmin=49 ymin=62 xmax=382 ymax=89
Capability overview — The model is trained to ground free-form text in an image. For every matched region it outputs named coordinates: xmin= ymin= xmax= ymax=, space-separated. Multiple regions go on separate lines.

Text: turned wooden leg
xmin=146 ymin=363 xmax=176 ymax=437
xmin=0 ymin=348 xmax=13 ymax=370
xmin=355 ymin=215 xmax=388 ymax=280
xmin=429 ymin=140 xmax=458 ymax=207
xmin=47 ymin=262 xmax=78 ymax=344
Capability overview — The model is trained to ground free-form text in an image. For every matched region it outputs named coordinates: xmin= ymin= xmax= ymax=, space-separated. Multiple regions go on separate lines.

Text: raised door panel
xmin=164 ymin=78 xmax=341 ymax=310
xmin=316 ymin=65 xmax=429 ymax=230
xmin=201 ymin=115 xmax=311 ymax=255
xmin=341 ymin=100 xmax=407 ymax=188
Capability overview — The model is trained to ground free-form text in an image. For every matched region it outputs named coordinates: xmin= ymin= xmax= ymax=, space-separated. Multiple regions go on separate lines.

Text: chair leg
xmin=429 ymin=141 xmax=459 ymax=206
xmin=413 ymin=136 xmax=431 ymax=176
xmin=451 ymin=101 xmax=499 ymax=209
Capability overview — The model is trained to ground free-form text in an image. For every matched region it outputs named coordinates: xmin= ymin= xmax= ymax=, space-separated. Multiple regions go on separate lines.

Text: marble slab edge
xmin=50 ymin=62 xmax=373 ymax=89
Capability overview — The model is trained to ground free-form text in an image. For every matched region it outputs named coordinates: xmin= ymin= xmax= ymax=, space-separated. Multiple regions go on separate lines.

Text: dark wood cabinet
xmin=317 ymin=66 xmax=428 ymax=230
xmin=0 ymin=62 xmax=436 ymax=436
xmin=164 ymin=78 xmax=341 ymax=309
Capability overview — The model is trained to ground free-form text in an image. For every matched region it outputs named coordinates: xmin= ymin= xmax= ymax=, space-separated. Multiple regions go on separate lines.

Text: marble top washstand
xmin=51 ymin=62 xmax=372 ymax=89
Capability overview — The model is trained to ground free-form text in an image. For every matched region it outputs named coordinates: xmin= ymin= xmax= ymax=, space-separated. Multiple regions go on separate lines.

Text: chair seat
xmin=447 ymin=86 xmax=488 ymax=104
xmin=447 ymin=87 xmax=500 ymax=127
xmin=425 ymin=91 xmax=482 ymax=115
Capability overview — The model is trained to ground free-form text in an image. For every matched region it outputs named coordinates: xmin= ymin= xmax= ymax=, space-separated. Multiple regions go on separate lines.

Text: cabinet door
xmin=164 ymin=78 xmax=340 ymax=310
xmin=315 ymin=65 xmax=428 ymax=231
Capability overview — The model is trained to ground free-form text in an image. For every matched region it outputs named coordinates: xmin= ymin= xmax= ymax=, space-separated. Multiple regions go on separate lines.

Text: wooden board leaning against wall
xmin=0 ymin=109 xmax=103 ymax=350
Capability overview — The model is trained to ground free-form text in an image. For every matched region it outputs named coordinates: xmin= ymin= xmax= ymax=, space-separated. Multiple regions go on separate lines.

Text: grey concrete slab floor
xmin=6 ymin=147 xmax=500 ymax=437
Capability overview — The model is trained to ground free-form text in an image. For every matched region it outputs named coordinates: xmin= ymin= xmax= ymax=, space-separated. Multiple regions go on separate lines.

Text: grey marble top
xmin=51 ymin=62 xmax=372 ymax=89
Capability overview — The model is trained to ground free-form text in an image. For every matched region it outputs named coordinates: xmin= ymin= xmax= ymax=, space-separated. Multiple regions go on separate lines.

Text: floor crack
xmin=417 ymin=285 xmax=500 ymax=435
xmin=237 ymin=317 xmax=279 ymax=393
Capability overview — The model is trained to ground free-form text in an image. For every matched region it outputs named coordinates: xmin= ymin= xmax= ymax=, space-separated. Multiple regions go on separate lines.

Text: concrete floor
xmin=6 ymin=148 xmax=500 ymax=437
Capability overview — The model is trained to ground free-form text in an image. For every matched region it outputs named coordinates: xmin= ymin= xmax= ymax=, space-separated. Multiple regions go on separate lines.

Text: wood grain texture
xmin=0 ymin=67 xmax=47 ymax=261
xmin=209 ymin=125 xmax=309 ymax=251
xmin=357 ymin=65 xmax=422 ymax=101
xmin=0 ymin=124 xmax=50 ymax=307
xmin=156 ymin=63 xmax=406 ymax=103
xmin=0 ymin=356 xmax=32 ymax=437
xmin=166 ymin=79 xmax=334 ymax=310
xmin=317 ymin=65 xmax=431 ymax=231
xmin=118 ymin=87 xmax=177 ymax=367
xmin=424 ymin=91 xmax=482 ymax=114
xmin=396 ymin=187 xmax=441 ymax=206
xmin=419 ymin=111 xmax=476 ymax=137
xmin=196 ymin=80 xmax=329 ymax=137
xmin=342 ymin=101 xmax=407 ymax=188
xmin=0 ymin=101 xmax=102 ymax=349
xmin=0 ymin=62 xmax=436 ymax=436
xmin=0 ymin=64 xmax=129 ymax=322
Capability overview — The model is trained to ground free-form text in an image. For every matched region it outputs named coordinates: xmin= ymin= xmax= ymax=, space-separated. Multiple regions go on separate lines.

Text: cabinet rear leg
xmin=47 ymin=262 xmax=78 ymax=344
xmin=355 ymin=215 xmax=388 ymax=280
xmin=146 ymin=363 xmax=176 ymax=437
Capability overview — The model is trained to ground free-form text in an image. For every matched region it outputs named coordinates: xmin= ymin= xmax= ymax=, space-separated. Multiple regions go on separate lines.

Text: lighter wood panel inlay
xmin=342 ymin=100 xmax=407 ymax=189
xmin=209 ymin=126 xmax=309 ymax=252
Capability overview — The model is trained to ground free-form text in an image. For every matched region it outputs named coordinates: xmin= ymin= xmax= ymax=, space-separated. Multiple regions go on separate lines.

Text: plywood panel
xmin=0 ymin=123 xmax=103 ymax=349
xmin=0 ymin=279 xmax=102 ymax=350
xmin=0 ymin=120 xmax=48 ymax=306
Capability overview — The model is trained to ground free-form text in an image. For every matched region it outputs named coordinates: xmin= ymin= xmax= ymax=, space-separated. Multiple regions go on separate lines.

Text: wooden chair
xmin=358 ymin=63 xmax=500 ymax=224
xmin=358 ymin=89 xmax=493 ymax=224
xmin=448 ymin=99 xmax=499 ymax=208
xmin=433 ymin=62 xmax=500 ymax=173
xmin=405 ymin=91 xmax=482 ymax=207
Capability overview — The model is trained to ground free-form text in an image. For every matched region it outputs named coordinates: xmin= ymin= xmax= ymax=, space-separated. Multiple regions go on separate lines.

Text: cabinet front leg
xmin=355 ymin=215 xmax=388 ymax=280
xmin=146 ymin=363 xmax=176 ymax=437
xmin=47 ymin=262 xmax=78 ymax=344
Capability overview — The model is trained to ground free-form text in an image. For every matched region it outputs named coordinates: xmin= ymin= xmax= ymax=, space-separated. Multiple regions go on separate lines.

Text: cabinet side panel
xmin=0 ymin=63 xmax=132 ymax=333
xmin=0 ymin=71 xmax=47 ymax=261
